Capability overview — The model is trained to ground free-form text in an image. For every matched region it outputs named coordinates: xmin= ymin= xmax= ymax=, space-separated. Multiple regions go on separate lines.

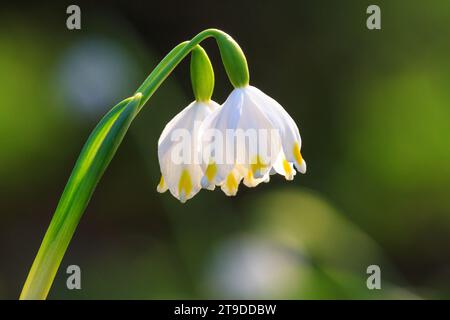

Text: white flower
xmin=199 ymin=85 xmax=306 ymax=195
xmin=157 ymin=100 xmax=220 ymax=202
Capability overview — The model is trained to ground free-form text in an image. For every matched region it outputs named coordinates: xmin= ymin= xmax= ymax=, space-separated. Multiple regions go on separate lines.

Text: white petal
xmin=296 ymin=157 xmax=307 ymax=174
xmin=199 ymin=90 xmax=244 ymax=185
xmin=156 ymin=175 xmax=168 ymax=193
xmin=238 ymin=89 xmax=281 ymax=178
xmin=246 ymin=86 xmax=304 ymax=169
xmin=243 ymin=168 xmax=271 ymax=188
xmin=273 ymin=152 xmax=297 ymax=180
xmin=220 ymin=167 xmax=243 ymax=196
xmin=201 ymin=162 xmax=218 ymax=190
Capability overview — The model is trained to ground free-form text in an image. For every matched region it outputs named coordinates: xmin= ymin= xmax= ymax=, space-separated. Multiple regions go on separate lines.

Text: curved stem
xmin=136 ymin=29 xmax=234 ymax=105
xmin=19 ymin=28 xmax=246 ymax=300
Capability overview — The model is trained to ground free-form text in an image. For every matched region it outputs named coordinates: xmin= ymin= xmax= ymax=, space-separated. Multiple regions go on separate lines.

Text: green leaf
xmin=20 ymin=93 xmax=142 ymax=300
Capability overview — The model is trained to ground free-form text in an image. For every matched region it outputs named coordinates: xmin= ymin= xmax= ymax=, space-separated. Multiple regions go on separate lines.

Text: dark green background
xmin=1 ymin=1 xmax=449 ymax=299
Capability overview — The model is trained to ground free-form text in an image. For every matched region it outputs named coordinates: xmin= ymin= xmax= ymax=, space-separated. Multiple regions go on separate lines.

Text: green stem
xmin=136 ymin=28 xmax=249 ymax=103
xmin=20 ymin=28 xmax=249 ymax=300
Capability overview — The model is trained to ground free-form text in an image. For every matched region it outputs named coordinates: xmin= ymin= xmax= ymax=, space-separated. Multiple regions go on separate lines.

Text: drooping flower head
xmin=199 ymin=85 xmax=306 ymax=195
xmin=157 ymin=45 xmax=219 ymax=202
xmin=157 ymin=100 xmax=219 ymax=202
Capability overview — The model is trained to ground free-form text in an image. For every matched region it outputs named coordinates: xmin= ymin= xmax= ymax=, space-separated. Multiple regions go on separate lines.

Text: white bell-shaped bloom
xmin=157 ymin=100 xmax=220 ymax=202
xmin=199 ymin=85 xmax=306 ymax=195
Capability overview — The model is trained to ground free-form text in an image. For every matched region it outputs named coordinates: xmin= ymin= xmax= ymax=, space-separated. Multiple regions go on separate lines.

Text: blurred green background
xmin=1 ymin=0 xmax=449 ymax=299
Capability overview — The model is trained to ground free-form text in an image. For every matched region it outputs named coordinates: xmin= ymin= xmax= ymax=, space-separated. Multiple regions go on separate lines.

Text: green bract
xmin=214 ymin=32 xmax=249 ymax=88
xmin=190 ymin=45 xmax=215 ymax=102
